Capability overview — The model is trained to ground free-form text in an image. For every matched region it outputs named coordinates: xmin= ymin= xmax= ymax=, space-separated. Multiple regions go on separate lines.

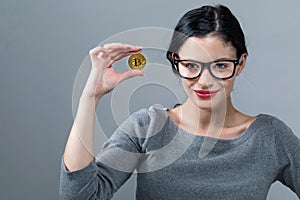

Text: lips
xmin=194 ymin=90 xmax=219 ymax=99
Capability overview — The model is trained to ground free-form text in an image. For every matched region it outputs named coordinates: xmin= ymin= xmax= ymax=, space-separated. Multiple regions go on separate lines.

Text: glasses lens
xmin=177 ymin=61 xmax=201 ymax=78
xmin=210 ymin=61 xmax=235 ymax=79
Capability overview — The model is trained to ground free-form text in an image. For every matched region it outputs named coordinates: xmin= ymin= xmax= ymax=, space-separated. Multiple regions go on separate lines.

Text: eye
xmin=181 ymin=62 xmax=200 ymax=69
xmin=213 ymin=62 xmax=230 ymax=70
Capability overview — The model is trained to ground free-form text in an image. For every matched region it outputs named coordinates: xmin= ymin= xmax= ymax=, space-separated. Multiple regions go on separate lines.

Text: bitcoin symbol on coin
xmin=128 ymin=53 xmax=146 ymax=70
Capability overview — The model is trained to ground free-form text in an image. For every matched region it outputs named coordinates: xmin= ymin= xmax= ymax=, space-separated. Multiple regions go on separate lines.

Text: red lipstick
xmin=194 ymin=90 xmax=219 ymax=99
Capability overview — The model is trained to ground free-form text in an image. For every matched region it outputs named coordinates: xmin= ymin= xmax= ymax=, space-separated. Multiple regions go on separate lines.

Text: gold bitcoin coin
xmin=128 ymin=53 xmax=146 ymax=70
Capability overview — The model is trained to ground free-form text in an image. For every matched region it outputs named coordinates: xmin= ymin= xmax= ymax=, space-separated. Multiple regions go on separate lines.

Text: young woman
xmin=59 ymin=5 xmax=300 ymax=200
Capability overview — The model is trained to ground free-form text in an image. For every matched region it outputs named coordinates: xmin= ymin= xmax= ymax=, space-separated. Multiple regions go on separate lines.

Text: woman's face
xmin=177 ymin=36 xmax=246 ymax=111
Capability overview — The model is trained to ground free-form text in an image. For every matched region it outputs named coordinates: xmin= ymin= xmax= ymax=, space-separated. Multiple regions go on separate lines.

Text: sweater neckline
xmin=168 ymin=112 xmax=264 ymax=150
xmin=150 ymin=104 xmax=264 ymax=148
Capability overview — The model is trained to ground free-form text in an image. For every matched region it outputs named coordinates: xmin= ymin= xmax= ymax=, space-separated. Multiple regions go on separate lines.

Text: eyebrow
xmin=178 ymin=57 xmax=237 ymax=62
xmin=213 ymin=57 xmax=237 ymax=61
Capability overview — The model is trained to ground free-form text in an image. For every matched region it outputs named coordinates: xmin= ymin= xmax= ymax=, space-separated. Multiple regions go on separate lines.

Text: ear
xmin=172 ymin=52 xmax=179 ymax=60
xmin=236 ymin=53 xmax=247 ymax=76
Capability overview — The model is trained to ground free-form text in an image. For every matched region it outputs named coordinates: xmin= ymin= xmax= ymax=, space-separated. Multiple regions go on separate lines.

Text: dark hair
xmin=166 ymin=5 xmax=247 ymax=64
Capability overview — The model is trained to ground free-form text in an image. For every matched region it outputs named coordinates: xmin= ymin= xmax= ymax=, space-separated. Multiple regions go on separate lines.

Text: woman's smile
xmin=194 ymin=89 xmax=219 ymax=99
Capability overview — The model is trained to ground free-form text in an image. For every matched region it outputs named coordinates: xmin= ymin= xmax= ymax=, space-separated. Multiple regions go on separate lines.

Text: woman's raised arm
xmin=63 ymin=43 xmax=144 ymax=172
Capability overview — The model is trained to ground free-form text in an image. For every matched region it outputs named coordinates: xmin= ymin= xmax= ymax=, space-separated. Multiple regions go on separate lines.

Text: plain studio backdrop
xmin=0 ymin=0 xmax=299 ymax=199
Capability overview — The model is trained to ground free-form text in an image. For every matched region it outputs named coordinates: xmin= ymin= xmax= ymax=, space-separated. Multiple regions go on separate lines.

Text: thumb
xmin=118 ymin=70 xmax=144 ymax=83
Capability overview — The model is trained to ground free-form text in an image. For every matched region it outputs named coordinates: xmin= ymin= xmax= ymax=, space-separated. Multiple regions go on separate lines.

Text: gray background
xmin=0 ymin=0 xmax=299 ymax=199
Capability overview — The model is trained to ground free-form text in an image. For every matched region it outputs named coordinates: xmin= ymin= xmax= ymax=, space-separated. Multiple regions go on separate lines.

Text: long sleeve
xmin=59 ymin=126 xmax=143 ymax=200
xmin=273 ymin=117 xmax=300 ymax=198
xmin=59 ymin=107 xmax=155 ymax=200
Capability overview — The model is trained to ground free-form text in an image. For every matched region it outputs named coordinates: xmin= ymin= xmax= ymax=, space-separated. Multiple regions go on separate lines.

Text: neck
xmin=179 ymin=97 xmax=237 ymax=134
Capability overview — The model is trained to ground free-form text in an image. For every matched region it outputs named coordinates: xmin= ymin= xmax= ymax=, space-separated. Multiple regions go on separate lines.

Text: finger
xmin=111 ymin=49 xmax=141 ymax=61
xmin=118 ymin=70 xmax=144 ymax=83
xmin=102 ymin=42 xmax=141 ymax=50
xmin=108 ymin=46 xmax=141 ymax=60
xmin=89 ymin=44 xmax=142 ymax=66
xmin=103 ymin=43 xmax=123 ymax=49
xmin=103 ymin=42 xmax=141 ymax=52
xmin=89 ymin=46 xmax=110 ymax=59
xmin=111 ymin=45 xmax=141 ymax=55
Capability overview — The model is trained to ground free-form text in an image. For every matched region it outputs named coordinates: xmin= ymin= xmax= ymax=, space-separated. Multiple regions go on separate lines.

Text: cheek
xmin=219 ymin=80 xmax=235 ymax=95
xmin=181 ymin=79 xmax=194 ymax=92
xmin=181 ymin=79 xmax=189 ymax=88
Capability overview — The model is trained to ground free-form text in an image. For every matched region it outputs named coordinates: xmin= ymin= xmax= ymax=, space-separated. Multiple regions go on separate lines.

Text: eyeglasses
xmin=172 ymin=56 xmax=242 ymax=80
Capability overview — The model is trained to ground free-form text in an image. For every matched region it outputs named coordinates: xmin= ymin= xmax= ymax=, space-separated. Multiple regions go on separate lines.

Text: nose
xmin=197 ymin=68 xmax=214 ymax=88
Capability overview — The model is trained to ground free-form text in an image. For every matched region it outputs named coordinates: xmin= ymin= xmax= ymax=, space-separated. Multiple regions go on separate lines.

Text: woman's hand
xmin=83 ymin=43 xmax=144 ymax=100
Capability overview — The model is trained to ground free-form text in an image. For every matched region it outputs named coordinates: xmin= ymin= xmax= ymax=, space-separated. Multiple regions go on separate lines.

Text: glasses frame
xmin=172 ymin=55 xmax=242 ymax=80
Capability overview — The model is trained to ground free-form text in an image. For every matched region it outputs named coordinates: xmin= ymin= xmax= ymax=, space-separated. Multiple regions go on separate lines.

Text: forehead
xmin=178 ymin=36 xmax=237 ymax=61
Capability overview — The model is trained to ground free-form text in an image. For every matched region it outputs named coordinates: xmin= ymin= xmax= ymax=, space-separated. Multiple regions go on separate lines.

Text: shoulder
xmin=127 ymin=104 xmax=168 ymax=128
xmin=258 ymin=114 xmax=300 ymax=172
xmin=254 ymin=113 xmax=291 ymax=132
xmin=257 ymin=114 xmax=294 ymax=136
xmin=256 ymin=114 xmax=299 ymax=149
xmin=118 ymin=104 xmax=169 ymax=138
xmin=129 ymin=104 xmax=168 ymax=121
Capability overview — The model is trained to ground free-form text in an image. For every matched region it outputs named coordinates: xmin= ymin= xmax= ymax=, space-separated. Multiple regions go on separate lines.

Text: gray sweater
xmin=59 ymin=104 xmax=300 ymax=200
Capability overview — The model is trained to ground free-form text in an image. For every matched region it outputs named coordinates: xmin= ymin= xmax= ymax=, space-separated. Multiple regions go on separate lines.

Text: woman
xmin=59 ymin=5 xmax=300 ymax=200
